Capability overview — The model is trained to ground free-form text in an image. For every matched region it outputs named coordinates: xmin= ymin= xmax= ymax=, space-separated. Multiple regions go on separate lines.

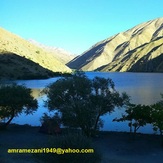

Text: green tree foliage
xmin=44 ymin=72 xmax=129 ymax=136
xmin=150 ymin=94 xmax=163 ymax=145
xmin=113 ymin=104 xmax=152 ymax=135
xmin=113 ymin=94 xmax=163 ymax=146
xmin=151 ymin=94 xmax=163 ymax=135
xmin=0 ymin=84 xmax=38 ymax=129
xmin=151 ymin=103 xmax=163 ymax=134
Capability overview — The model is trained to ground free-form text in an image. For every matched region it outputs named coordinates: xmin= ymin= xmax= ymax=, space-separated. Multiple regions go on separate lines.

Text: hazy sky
xmin=1 ymin=0 xmax=163 ymax=54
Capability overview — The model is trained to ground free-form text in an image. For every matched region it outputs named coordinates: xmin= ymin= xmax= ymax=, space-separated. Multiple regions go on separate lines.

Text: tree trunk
xmin=5 ymin=116 xmax=14 ymax=127
xmin=2 ymin=110 xmax=15 ymax=129
xmin=159 ymin=130 xmax=163 ymax=147
xmin=94 ymin=114 xmax=101 ymax=132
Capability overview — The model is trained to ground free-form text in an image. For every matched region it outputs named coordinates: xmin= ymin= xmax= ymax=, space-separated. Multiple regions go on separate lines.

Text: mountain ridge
xmin=28 ymin=39 xmax=75 ymax=64
xmin=67 ymin=17 xmax=163 ymax=72
xmin=0 ymin=27 xmax=71 ymax=79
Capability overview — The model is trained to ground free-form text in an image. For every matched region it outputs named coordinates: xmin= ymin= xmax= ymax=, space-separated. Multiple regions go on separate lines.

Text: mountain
xmin=67 ymin=17 xmax=163 ymax=72
xmin=0 ymin=52 xmax=57 ymax=80
xmin=0 ymin=27 xmax=71 ymax=79
xmin=28 ymin=40 xmax=75 ymax=64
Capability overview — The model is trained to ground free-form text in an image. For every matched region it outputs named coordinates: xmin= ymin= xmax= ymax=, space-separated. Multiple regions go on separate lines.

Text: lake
xmin=11 ymin=72 xmax=163 ymax=134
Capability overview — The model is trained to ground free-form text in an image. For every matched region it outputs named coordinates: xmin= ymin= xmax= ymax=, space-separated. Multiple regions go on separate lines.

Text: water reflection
xmin=12 ymin=72 xmax=163 ymax=134
xmin=13 ymin=94 xmax=48 ymax=126
xmin=30 ymin=88 xmax=43 ymax=99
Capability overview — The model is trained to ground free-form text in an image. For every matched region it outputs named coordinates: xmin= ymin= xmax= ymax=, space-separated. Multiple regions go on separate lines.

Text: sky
xmin=1 ymin=0 xmax=163 ymax=55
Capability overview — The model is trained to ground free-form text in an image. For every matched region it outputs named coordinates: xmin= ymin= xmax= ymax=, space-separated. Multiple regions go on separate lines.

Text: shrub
xmin=36 ymin=50 xmax=40 ymax=54
xmin=39 ymin=113 xmax=61 ymax=135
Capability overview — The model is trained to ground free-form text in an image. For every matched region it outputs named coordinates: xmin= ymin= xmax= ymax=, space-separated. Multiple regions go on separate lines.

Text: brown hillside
xmin=0 ymin=27 xmax=71 ymax=79
xmin=29 ymin=40 xmax=75 ymax=64
xmin=67 ymin=17 xmax=163 ymax=72
xmin=0 ymin=52 xmax=56 ymax=79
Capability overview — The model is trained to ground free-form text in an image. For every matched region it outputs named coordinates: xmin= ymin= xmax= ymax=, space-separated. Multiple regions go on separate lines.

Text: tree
xmin=113 ymin=104 xmax=152 ymax=135
xmin=150 ymin=94 xmax=163 ymax=145
xmin=151 ymin=103 xmax=163 ymax=134
xmin=0 ymin=84 xmax=38 ymax=129
xmin=44 ymin=72 xmax=129 ymax=136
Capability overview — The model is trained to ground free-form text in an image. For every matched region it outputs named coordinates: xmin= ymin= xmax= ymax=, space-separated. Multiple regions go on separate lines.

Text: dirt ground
xmin=94 ymin=132 xmax=163 ymax=163
xmin=0 ymin=124 xmax=163 ymax=163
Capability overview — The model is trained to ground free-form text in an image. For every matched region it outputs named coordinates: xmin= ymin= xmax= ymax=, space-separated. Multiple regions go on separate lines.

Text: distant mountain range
xmin=67 ymin=17 xmax=163 ymax=72
xmin=28 ymin=40 xmax=75 ymax=64
xmin=1 ymin=17 xmax=163 ymax=80
xmin=0 ymin=27 xmax=72 ymax=79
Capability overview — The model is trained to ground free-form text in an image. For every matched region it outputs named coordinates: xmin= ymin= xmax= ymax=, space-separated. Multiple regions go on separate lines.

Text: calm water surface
xmin=12 ymin=72 xmax=163 ymax=134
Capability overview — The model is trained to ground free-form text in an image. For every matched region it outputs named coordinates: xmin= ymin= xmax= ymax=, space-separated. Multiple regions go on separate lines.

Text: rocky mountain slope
xmin=67 ymin=17 xmax=163 ymax=72
xmin=29 ymin=40 xmax=75 ymax=64
xmin=0 ymin=52 xmax=56 ymax=80
xmin=0 ymin=27 xmax=71 ymax=79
